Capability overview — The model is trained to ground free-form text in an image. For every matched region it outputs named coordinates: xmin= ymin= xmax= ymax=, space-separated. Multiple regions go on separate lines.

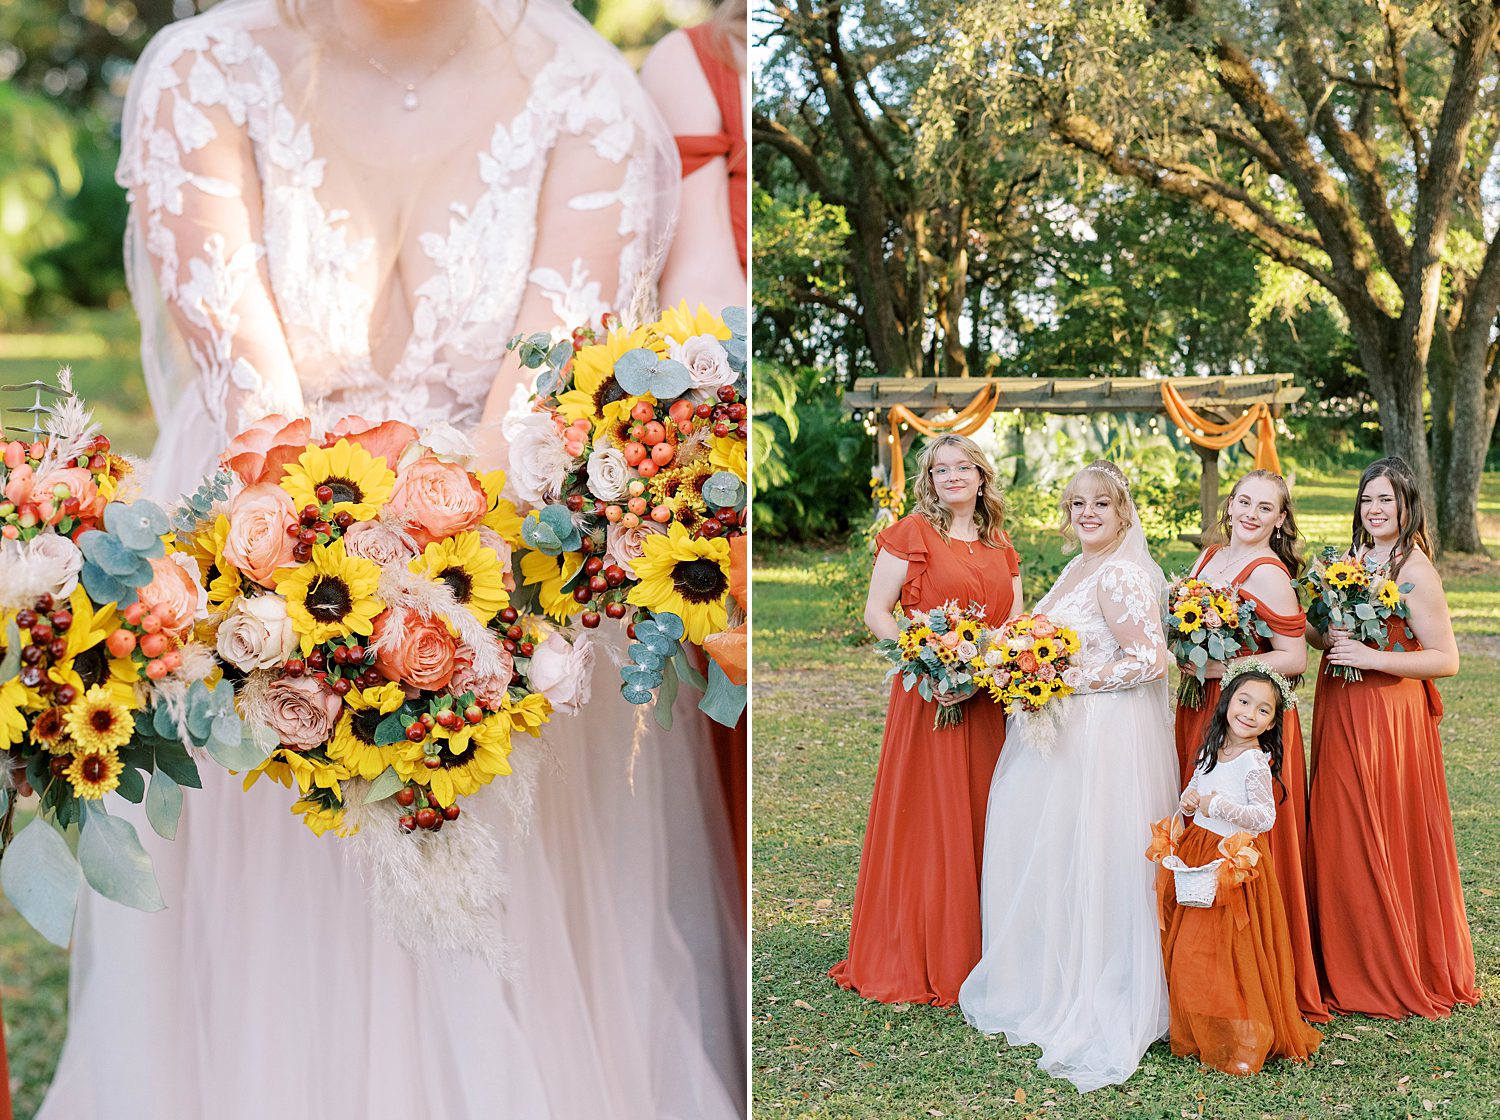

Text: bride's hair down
xmin=1057 ymin=460 xmax=1133 ymax=553
xmin=910 ymin=434 xmax=1010 ymax=550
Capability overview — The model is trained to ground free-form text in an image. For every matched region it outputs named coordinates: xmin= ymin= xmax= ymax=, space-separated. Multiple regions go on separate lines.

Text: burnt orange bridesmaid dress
xmin=829 ymin=514 xmax=1018 ymax=1006
xmin=1307 ymin=617 xmax=1480 ymax=1018
xmin=1172 ymin=549 xmax=1327 ymax=1021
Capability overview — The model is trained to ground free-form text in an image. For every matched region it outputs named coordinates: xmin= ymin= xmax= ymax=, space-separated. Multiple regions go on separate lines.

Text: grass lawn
xmin=752 ymin=466 xmax=1500 ymax=1120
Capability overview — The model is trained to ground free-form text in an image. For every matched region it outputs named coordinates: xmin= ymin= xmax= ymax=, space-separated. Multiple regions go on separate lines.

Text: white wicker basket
xmin=1162 ymin=853 xmax=1223 ymax=908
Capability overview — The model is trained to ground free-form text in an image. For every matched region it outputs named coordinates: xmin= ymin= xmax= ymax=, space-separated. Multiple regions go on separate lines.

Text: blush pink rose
xmin=604 ymin=520 xmax=666 ymax=580
xmin=264 ymin=673 xmax=342 ymax=750
xmin=388 ymin=457 xmax=487 ymax=548
xmin=340 ymin=519 xmax=419 ymax=567
xmin=1037 ymin=663 xmax=1057 ymax=682
xmin=372 ymin=608 xmax=458 ymax=691
xmin=222 ymin=483 xmax=298 ymax=586
xmin=328 ymin=415 xmax=418 ymax=469
xmin=476 ymin=527 xmax=514 ymax=592
xmin=1030 ymin=618 xmax=1057 ymax=639
xmin=222 ymin=414 xmax=312 ymax=487
xmin=138 ymin=555 xmax=202 ymax=638
xmin=448 ymin=643 xmax=514 ymax=710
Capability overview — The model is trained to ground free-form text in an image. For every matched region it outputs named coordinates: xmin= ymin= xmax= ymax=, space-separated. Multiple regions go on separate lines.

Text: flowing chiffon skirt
xmin=960 ymin=686 xmax=1179 ymax=1093
xmin=1156 ymin=823 xmax=1321 ymax=1074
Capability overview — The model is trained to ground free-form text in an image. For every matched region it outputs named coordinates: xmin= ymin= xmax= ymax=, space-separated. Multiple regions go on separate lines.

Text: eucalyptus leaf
xmin=145 ymin=770 xmax=183 ymax=841
xmin=522 ymin=519 xmax=564 ymax=555
xmin=673 ymin=648 xmax=709 ymax=692
xmin=653 ymin=659 xmax=680 ymax=731
xmin=621 ymin=682 xmax=656 ymax=705
xmin=151 ymin=701 xmax=180 ymax=741
xmin=80 ymin=530 xmax=149 ymax=579
xmin=701 ymin=472 xmax=745 ymax=509
xmin=917 ymin=677 xmax=933 ymax=702
xmin=363 ymin=767 xmax=406 ymax=804
xmin=640 ymin=630 xmax=680 ymax=658
xmin=627 ymin=643 xmax=665 ymax=671
xmin=76 ymin=808 xmax=165 ymax=912
xmin=653 ymin=613 xmax=686 ymax=643
xmin=151 ymin=736 xmax=203 ymax=789
xmin=621 ymin=664 xmax=664 ymax=688
xmin=205 ymin=718 xmax=272 ymax=772
xmin=724 ymin=335 xmax=747 ymax=374
xmin=699 ymin=659 xmax=747 ymax=727
xmin=185 ymin=680 xmax=215 ymax=744
xmin=0 ymin=617 xmax=21 ymax=679
xmin=612 ymin=348 xmax=660 ymax=393
xmin=1354 ymin=603 xmax=1377 ymax=621
xmin=722 ymin=306 xmax=747 ymax=335
xmin=114 ymin=765 xmax=146 ymax=804
xmin=1188 ymin=644 xmax=1209 ymax=668
xmin=546 ymin=339 xmax=574 ymax=369
xmin=0 ymin=817 xmax=82 ymax=947
xmin=104 ymin=501 xmax=169 ymax=556
xmin=79 ymin=563 xmax=138 ymax=609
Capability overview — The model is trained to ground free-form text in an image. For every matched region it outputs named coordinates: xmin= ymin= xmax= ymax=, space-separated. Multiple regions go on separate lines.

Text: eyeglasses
xmin=930 ymin=464 xmax=978 ymax=480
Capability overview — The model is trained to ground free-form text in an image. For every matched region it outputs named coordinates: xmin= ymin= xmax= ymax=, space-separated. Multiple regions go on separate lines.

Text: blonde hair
xmin=911 ymin=434 xmax=1010 ymax=549
xmin=1057 ymin=460 xmax=1133 ymax=553
xmin=1213 ymin=469 xmax=1306 ymax=578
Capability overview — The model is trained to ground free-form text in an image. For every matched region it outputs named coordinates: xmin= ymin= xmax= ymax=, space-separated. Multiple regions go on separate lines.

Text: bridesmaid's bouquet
xmin=876 ymin=600 xmax=992 ymax=729
xmin=1164 ymin=577 xmax=1272 ymax=707
xmin=186 ymin=414 xmax=567 ymax=840
xmin=1300 ymin=547 xmax=1413 ymax=682
xmin=975 ymin=612 xmax=1081 ymax=716
xmin=0 ymin=375 xmax=254 ymax=947
xmin=506 ymin=303 xmax=748 ymax=730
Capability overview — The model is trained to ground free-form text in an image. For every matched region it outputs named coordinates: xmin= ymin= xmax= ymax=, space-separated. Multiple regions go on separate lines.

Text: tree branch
xmin=752 ymin=114 xmax=840 ymax=203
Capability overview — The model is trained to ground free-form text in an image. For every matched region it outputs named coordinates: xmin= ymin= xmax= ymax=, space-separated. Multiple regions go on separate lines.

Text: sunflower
xmin=1 ymin=678 xmax=27 ymax=745
xmin=626 ymin=524 xmax=732 ymax=645
xmin=64 ymin=748 xmax=124 ymax=800
xmin=29 ymin=705 xmax=72 ymax=754
xmin=657 ymin=301 xmax=732 ymax=345
xmin=394 ymin=717 xmax=513 ymax=805
xmin=557 ymin=324 xmax=662 ymax=436
xmin=1174 ymin=602 xmax=1203 ymax=635
xmin=181 ymin=515 xmax=242 ymax=608
xmin=280 ymin=439 xmax=396 ymax=521
xmin=477 ymin=470 xmax=526 ymax=546
xmin=244 ymin=748 xmax=351 ymax=799
xmin=411 ymin=532 xmax=508 ymax=624
xmin=1325 ymin=562 xmax=1368 ymax=590
xmin=648 ymin=460 xmax=714 ymax=527
xmin=897 ymin=626 xmax=927 ymax=657
xmin=501 ymin=693 xmax=551 ymax=738
xmin=519 ymin=549 xmax=586 ymax=621
xmin=278 ymin=538 xmax=384 ymax=653
xmin=64 ymin=685 xmax=134 ymax=752
xmin=1032 ymin=637 xmax=1057 ymax=663
xmin=708 ymin=434 xmax=747 ymax=481
xmin=327 ymin=683 xmax=404 ymax=780
xmin=291 ymin=797 xmax=355 ymax=837
xmin=1212 ymin=595 xmax=1236 ymax=621
xmin=1377 ymin=580 xmax=1402 ymax=610
xmin=953 ymin=618 xmax=983 ymax=644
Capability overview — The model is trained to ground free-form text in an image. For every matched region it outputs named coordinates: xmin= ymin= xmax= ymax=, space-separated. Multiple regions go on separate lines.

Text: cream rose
xmin=389 ymin=456 xmax=488 ymax=548
xmin=670 ymin=334 xmax=735 ymax=392
xmin=604 ymin=520 xmax=666 ymax=580
xmin=222 ymin=483 xmax=297 ymax=586
xmin=505 ymin=413 xmax=573 ymax=504
xmin=448 ymin=643 xmax=514 ymax=709
xmin=586 ymin=446 xmax=631 ymax=502
xmin=526 ymin=633 xmax=594 ymax=716
xmin=372 ymin=607 xmax=458 ymax=691
xmin=264 ymin=673 xmax=342 ymax=750
xmin=138 ymin=554 xmax=203 ymax=638
xmin=216 ymin=593 xmax=298 ymax=672
xmin=26 ymin=533 xmax=84 ymax=600
xmin=340 ymin=519 xmax=419 ymax=567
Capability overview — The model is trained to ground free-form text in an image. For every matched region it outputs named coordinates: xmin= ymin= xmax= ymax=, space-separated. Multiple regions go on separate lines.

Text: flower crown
xmin=1222 ymin=659 xmax=1297 ymax=709
xmin=1083 ymin=463 xmax=1130 ymax=491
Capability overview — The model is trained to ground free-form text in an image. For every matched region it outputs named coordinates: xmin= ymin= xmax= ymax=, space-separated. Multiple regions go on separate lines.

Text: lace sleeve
xmin=1078 ymin=561 xmax=1170 ymax=693
xmin=1205 ymin=756 xmax=1277 ymax=834
xmin=119 ymin=29 xmax=305 ymax=437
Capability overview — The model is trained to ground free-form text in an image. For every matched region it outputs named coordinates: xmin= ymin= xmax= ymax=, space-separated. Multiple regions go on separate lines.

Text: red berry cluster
xmin=12 ymin=594 xmax=76 ymax=695
xmin=493 ymin=605 xmax=540 ymax=653
xmin=283 ymin=636 xmax=380 ymax=698
xmin=394 ymin=784 xmax=461 ymax=832
xmin=284 ymin=493 xmax=355 ymax=564
xmin=566 ymin=557 xmax=631 ymax=629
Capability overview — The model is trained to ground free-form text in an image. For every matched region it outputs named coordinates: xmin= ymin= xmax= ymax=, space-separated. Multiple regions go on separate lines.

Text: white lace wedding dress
xmin=37 ymin=2 xmax=742 ymax=1116
xmin=959 ymin=528 xmax=1179 ymax=1092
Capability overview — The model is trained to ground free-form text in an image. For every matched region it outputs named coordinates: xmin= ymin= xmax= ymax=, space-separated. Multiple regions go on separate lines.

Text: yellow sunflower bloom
xmin=278 ymin=538 xmax=384 ymax=654
xmin=180 ymin=515 xmax=241 ymax=608
xmin=657 ymin=301 xmax=732 ymax=344
xmin=1 ymin=677 xmax=28 ymax=745
xmin=501 ymin=693 xmax=551 ymax=738
xmin=519 ymin=549 xmax=586 ymax=621
xmin=1325 ymin=562 xmax=1368 ymax=590
xmin=557 ymin=324 xmax=660 ymax=434
xmin=64 ymin=748 xmax=124 ymax=799
xmin=291 ymin=799 xmax=356 ymax=837
xmin=244 ymin=749 xmax=352 ymax=799
xmin=327 ymin=699 xmax=401 ymax=781
xmin=394 ymin=718 xmax=513 ymax=806
xmin=708 ymin=434 xmax=747 ymax=480
xmin=280 ymin=439 xmax=396 ymax=521
xmin=1377 ymin=580 xmax=1402 ymax=610
xmin=411 ymin=531 xmax=508 ymax=624
xmin=626 ymin=524 xmax=732 ymax=646
xmin=1032 ymin=638 xmax=1057 ymax=663
xmin=478 ymin=470 xmax=526 ymax=545
xmin=64 ymin=685 xmax=134 ymax=753
xmin=1174 ymin=604 xmax=1203 ymax=635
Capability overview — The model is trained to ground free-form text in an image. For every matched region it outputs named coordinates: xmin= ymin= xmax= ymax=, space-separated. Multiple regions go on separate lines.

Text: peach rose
xmin=388 ymin=457 xmax=487 ymax=548
xmin=222 ymin=483 xmax=297 ymax=586
xmin=1030 ymin=618 xmax=1057 ymax=639
xmin=35 ymin=466 xmax=102 ymax=524
xmin=1016 ymin=651 xmax=1039 ymax=674
xmin=263 ymin=673 xmax=342 ymax=750
xmin=448 ymin=643 xmax=514 ymax=709
xmin=372 ymin=608 xmax=458 ymax=691
xmin=222 ymin=414 xmax=312 ymax=487
xmin=328 ymin=415 xmax=418 ymax=469
xmin=138 ymin=554 xmax=203 ymax=638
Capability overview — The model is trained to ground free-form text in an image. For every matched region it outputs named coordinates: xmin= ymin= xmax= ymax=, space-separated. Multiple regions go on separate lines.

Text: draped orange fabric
xmin=702 ymin=532 xmax=747 ymax=911
xmin=1160 ymin=383 xmax=1281 ymax=473
xmin=1307 ymin=619 xmax=1481 ymax=1019
xmin=1156 ymin=823 xmax=1323 ymax=1074
xmin=1173 ymin=549 xmax=1328 ymax=1021
xmin=0 ymin=998 xmax=10 ymax=1120
xmin=676 ymin=25 xmax=746 ymax=269
xmin=829 ymin=514 xmax=1018 ymax=1005
xmin=884 ymin=385 xmax=998 ymax=496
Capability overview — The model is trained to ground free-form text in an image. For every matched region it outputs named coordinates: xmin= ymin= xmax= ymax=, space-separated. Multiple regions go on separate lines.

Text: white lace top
xmin=118 ymin=0 xmax=676 ymax=450
xmin=1185 ymin=750 xmax=1276 ymax=838
xmin=1036 ymin=556 xmax=1170 ymax=694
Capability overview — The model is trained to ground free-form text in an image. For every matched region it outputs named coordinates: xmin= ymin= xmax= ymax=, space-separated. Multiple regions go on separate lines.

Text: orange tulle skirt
xmin=1157 ymin=822 xmax=1322 ymax=1075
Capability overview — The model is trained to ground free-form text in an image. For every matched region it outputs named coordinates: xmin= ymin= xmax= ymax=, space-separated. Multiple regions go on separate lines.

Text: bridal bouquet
xmin=0 ymin=376 xmax=253 ymax=947
xmin=185 ymin=414 xmax=565 ymax=842
xmin=875 ymin=601 xmax=992 ymax=729
xmin=1300 ymin=547 xmax=1413 ymax=682
xmin=505 ymin=303 xmax=749 ymax=730
xmin=1165 ymin=577 xmax=1273 ymax=707
xmin=976 ymin=612 xmax=1081 ymax=715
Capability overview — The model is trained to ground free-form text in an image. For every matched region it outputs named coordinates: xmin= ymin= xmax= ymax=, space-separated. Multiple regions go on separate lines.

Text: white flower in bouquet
xmin=605 ymin=519 xmax=666 ymax=580
xmin=506 ymin=413 xmax=573 ymax=504
xmin=955 ymin=640 xmax=979 ymax=661
xmin=669 ymin=334 xmax=735 ymax=393
xmin=586 ymin=446 xmax=632 ymax=502
xmin=0 ymin=533 xmax=85 ymax=605
xmin=1010 ymin=634 xmax=1035 ymax=651
xmin=528 ymin=632 xmax=594 ymax=716
xmin=216 ymin=593 xmax=299 ymax=672
xmin=415 ymin=420 xmax=474 ymax=461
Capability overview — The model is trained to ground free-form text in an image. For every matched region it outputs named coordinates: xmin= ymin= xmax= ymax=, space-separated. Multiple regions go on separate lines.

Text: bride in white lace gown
xmin=959 ymin=461 xmax=1178 ymax=1093
xmin=38 ymin=1 xmax=742 ymax=1117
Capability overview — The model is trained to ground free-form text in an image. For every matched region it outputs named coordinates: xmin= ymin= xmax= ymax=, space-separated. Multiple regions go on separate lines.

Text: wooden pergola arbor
xmin=843 ymin=374 xmax=1306 ymax=537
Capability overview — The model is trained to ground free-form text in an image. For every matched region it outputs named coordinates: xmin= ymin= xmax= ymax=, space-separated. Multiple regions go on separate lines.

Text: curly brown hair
xmin=910 ymin=434 xmax=1010 ymax=549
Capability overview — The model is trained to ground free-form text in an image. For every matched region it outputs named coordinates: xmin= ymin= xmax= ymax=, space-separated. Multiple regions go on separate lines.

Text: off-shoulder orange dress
xmin=829 ymin=514 xmax=1019 ymax=1005
xmin=1307 ymin=617 xmax=1480 ymax=1018
xmin=1172 ymin=549 xmax=1326 ymax=1021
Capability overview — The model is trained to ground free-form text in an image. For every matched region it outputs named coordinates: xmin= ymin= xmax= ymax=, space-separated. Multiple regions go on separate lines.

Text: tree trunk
xmin=1442 ymin=334 xmax=1500 ymax=553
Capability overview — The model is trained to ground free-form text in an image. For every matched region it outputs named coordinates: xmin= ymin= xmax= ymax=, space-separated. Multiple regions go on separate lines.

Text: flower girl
xmin=1150 ymin=663 xmax=1322 ymax=1075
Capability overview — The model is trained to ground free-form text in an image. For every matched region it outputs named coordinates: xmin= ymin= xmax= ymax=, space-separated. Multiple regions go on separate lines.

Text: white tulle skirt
xmin=38 ymin=401 xmax=744 ymax=1119
xmin=958 ymin=684 xmax=1179 ymax=1093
